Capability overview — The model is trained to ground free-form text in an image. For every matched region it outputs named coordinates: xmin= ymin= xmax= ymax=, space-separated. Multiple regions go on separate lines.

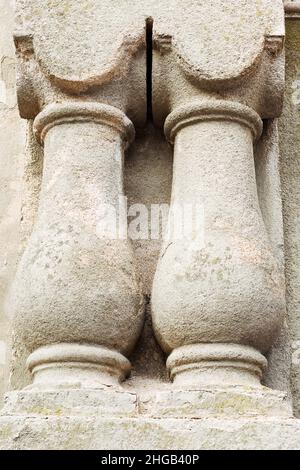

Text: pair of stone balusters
xmin=10 ymin=0 xmax=286 ymax=393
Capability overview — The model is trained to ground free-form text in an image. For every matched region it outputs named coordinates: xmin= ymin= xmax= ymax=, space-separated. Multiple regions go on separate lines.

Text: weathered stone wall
xmin=0 ymin=0 xmax=299 ymax=415
xmin=0 ymin=0 xmax=26 ymax=402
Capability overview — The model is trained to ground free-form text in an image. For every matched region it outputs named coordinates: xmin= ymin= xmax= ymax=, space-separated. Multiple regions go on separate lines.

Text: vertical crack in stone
xmin=146 ymin=17 xmax=153 ymax=122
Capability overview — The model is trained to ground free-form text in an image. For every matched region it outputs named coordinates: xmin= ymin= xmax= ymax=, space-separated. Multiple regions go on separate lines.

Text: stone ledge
xmin=2 ymin=386 xmax=293 ymax=421
xmin=0 ymin=415 xmax=300 ymax=450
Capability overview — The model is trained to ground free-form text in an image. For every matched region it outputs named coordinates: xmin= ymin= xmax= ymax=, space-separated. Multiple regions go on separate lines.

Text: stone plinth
xmin=1 ymin=0 xmax=299 ymax=452
xmin=0 ymin=387 xmax=299 ymax=450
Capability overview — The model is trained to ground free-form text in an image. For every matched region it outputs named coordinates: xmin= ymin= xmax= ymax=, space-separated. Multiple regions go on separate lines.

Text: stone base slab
xmin=1 ymin=415 xmax=300 ymax=450
xmin=2 ymin=386 xmax=293 ymax=419
xmin=0 ymin=387 xmax=299 ymax=449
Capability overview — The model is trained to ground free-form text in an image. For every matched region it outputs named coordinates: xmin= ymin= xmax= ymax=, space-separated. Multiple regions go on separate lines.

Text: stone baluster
xmin=11 ymin=102 xmax=144 ymax=389
xmin=152 ymin=99 xmax=285 ymax=387
xmin=151 ymin=0 xmax=286 ymax=389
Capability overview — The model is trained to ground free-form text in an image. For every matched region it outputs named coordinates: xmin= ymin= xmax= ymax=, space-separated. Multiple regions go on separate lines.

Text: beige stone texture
xmin=0 ymin=385 xmax=300 ymax=450
xmin=0 ymin=0 xmax=300 ymax=450
xmin=151 ymin=1 xmax=286 ymax=390
xmin=279 ymin=15 xmax=300 ymax=416
xmin=0 ymin=0 xmax=26 ymax=403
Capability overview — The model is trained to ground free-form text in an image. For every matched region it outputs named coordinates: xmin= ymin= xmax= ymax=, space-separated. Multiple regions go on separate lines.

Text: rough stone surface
xmin=0 ymin=0 xmax=300 ymax=451
xmin=15 ymin=0 xmax=283 ymax=89
xmin=279 ymin=17 xmax=300 ymax=417
xmin=1 ymin=415 xmax=300 ymax=450
xmin=2 ymin=385 xmax=293 ymax=420
xmin=0 ymin=0 xmax=26 ymax=404
xmin=0 ymin=386 xmax=297 ymax=450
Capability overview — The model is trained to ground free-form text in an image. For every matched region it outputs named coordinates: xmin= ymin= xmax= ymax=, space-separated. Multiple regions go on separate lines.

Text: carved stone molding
xmin=4 ymin=0 xmax=288 ymax=409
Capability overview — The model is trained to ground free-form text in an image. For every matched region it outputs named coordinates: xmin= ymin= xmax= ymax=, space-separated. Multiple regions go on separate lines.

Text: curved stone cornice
xmin=34 ymin=102 xmax=135 ymax=145
xmin=164 ymin=100 xmax=263 ymax=144
xmin=12 ymin=100 xmax=143 ymax=390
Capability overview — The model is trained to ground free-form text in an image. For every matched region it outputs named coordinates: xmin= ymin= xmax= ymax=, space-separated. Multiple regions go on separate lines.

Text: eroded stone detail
xmin=1 ymin=0 xmax=299 ymax=451
xmin=9 ymin=101 xmax=145 ymax=389
xmin=11 ymin=0 xmax=287 ymax=394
